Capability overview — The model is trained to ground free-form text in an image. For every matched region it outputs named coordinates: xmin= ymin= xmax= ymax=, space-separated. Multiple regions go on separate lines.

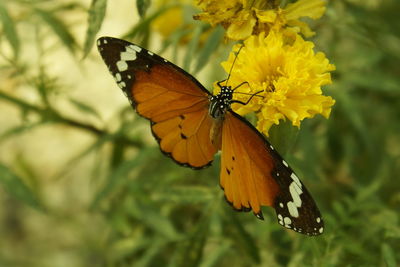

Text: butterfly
xmin=97 ymin=36 xmax=324 ymax=236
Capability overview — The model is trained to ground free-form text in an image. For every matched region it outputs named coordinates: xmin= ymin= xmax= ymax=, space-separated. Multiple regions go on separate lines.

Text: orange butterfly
xmin=97 ymin=37 xmax=324 ymax=235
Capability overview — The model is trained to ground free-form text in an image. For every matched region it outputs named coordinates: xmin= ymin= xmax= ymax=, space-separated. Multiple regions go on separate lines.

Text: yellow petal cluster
xmin=195 ymin=0 xmax=326 ymax=40
xmin=216 ymin=31 xmax=335 ymax=135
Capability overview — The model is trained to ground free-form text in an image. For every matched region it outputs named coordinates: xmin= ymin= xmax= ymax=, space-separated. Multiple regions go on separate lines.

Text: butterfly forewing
xmin=221 ymin=111 xmax=324 ymax=235
xmin=97 ymin=37 xmax=218 ymax=168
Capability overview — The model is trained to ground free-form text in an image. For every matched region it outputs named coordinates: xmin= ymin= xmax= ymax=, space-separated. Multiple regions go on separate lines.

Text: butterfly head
xmin=209 ymin=86 xmax=234 ymax=119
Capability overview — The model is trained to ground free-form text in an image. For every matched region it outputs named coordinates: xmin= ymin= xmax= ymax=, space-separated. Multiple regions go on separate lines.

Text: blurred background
xmin=0 ymin=0 xmax=399 ymax=266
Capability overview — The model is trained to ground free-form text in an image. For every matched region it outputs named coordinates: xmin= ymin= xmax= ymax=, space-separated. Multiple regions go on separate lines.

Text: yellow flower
xmin=151 ymin=0 xmax=210 ymax=43
xmin=195 ymin=0 xmax=326 ymax=40
xmin=216 ymin=31 xmax=335 ymax=135
xmin=152 ymin=4 xmax=183 ymax=38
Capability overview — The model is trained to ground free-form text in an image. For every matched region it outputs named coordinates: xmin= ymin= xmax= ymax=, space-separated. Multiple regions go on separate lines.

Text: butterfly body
xmin=209 ymin=86 xmax=233 ymax=119
xmin=97 ymin=37 xmax=324 ymax=236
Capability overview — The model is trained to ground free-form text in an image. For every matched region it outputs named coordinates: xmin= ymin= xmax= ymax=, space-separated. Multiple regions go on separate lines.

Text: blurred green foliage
xmin=0 ymin=0 xmax=399 ymax=266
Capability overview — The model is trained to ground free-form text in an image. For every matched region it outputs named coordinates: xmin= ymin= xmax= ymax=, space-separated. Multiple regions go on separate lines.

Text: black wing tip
xmin=254 ymin=212 xmax=264 ymax=220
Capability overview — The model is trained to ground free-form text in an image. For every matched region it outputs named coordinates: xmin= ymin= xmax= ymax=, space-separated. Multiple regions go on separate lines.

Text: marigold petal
xmin=287 ymin=19 xmax=316 ymax=38
xmin=226 ymin=11 xmax=257 ymax=40
xmin=284 ymin=0 xmax=326 ymax=21
xmin=255 ymin=9 xmax=277 ymax=23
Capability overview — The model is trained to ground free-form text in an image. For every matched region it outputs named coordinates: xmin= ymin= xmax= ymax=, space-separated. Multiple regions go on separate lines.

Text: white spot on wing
xmin=279 ymin=202 xmax=284 ymax=208
xmin=284 ymin=217 xmax=291 ymax=225
xmin=319 ymin=227 xmax=323 ymax=233
xmin=277 ymin=214 xmax=284 ymax=225
xmin=316 ymin=217 xmax=321 ymax=223
xmin=129 ymin=45 xmax=142 ymax=53
xmin=289 ymin=182 xmax=302 ymax=207
xmin=115 ymin=73 xmax=121 ymax=82
xmin=116 ymin=61 xmax=128 ymax=71
xmin=282 ymin=160 xmax=289 ymax=167
xmin=120 ymin=51 xmax=137 ymax=61
xmin=148 ymin=51 xmax=154 ymax=56
xmin=290 ymin=172 xmax=301 ymax=187
xmin=118 ymin=81 xmax=126 ymax=88
xmin=287 ymin=201 xmax=299 ymax=218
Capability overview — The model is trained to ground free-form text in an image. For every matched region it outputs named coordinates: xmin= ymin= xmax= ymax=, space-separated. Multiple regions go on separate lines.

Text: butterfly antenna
xmin=225 ymin=43 xmax=244 ymax=86
xmin=224 ymin=0 xmax=256 ymax=87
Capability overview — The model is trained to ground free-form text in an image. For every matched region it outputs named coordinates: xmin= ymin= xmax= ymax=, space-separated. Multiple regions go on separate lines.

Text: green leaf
xmin=193 ymin=26 xmax=224 ymax=74
xmin=154 ymin=186 xmax=215 ymax=205
xmin=122 ymin=4 xmax=176 ymax=40
xmin=135 ymin=239 xmax=164 ymax=267
xmin=0 ymin=164 xmax=42 ymax=210
xmin=227 ymin=211 xmax=260 ymax=264
xmin=0 ymin=90 xmax=42 ymax=113
xmin=69 ymin=98 xmax=101 ymax=120
xmin=91 ymin=147 xmax=155 ymax=209
xmin=128 ymin=200 xmax=180 ymax=240
xmin=268 ymin=119 xmax=299 ymax=156
xmin=0 ymin=2 xmax=20 ymax=58
xmin=55 ymin=134 xmax=112 ymax=179
xmin=199 ymin=241 xmax=230 ymax=267
xmin=381 ymin=243 xmax=397 ymax=267
xmin=136 ymin=0 xmax=151 ymax=17
xmin=82 ymin=0 xmax=107 ymax=58
xmin=172 ymin=215 xmax=210 ymax=267
xmin=34 ymin=7 xmax=78 ymax=54
xmin=0 ymin=121 xmax=46 ymax=143
xmin=183 ymin=23 xmax=203 ymax=71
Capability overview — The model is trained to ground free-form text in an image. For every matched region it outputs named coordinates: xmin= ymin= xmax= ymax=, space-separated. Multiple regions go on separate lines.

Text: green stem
xmin=0 ymin=91 xmax=143 ymax=148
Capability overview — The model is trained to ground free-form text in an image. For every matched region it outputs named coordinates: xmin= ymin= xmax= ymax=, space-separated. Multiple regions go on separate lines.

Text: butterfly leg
xmin=230 ymin=90 xmax=264 ymax=106
xmin=231 ymin=81 xmax=249 ymax=91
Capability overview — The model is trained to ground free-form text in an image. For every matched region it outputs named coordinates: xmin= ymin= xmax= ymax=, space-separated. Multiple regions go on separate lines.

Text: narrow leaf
xmin=91 ymin=147 xmax=155 ymax=209
xmin=268 ymin=119 xmax=299 ymax=156
xmin=199 ymin=241 xmax=230 ymax=267
xmin=193 ymin=26 xmax=224 ymax=74
xmin=183 ymin=23 xmax=203 ymax=71
xmin=381 ymin=243 xmax=397 ymax=267
xmin=69 ymin=98 xmax=101 ymax=120
xmin=136 ymin=0 xmax=151 ymax=17
xmin=0 ymin=164 xmax=42 ymax=210
xmin=129 ymin=201 xmax=180 ymax=240
xmin=0 ymin=121 xmax=46 ymax=143
xmin=82 ymin=0 xmax=107 ymax=58
xmin=34 ymin=8 xmax=78 ymax=54
xmin=0 ymin=3 xmax=20 ymax=58
xmin=122 ymin=4 xmax=176 ymax=39
xmin=228 ymin=212 xmax=260 ymax=264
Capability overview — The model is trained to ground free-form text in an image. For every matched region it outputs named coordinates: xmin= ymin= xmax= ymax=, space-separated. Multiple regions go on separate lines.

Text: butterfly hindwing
xmin=97 ymin=37 xmax=218 ymax=168
xmin=221 ymin=111 xmax=324 ymax=235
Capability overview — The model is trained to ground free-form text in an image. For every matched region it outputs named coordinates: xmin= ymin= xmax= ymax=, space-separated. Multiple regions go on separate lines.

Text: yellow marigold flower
xmin=195 ymin=0 xmax=326 ymax=40
xmin=215 ymin=31 xmax=335 ymax=135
